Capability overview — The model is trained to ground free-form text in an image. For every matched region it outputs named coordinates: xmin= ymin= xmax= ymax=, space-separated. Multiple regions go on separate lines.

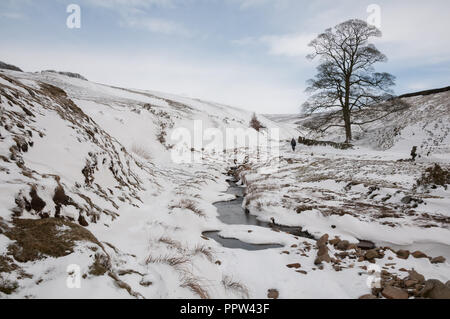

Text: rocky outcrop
xmin=41 ymin=70 xmax=87 ymax=81
xmin=0 ymin=61 xmax=22 ymax=72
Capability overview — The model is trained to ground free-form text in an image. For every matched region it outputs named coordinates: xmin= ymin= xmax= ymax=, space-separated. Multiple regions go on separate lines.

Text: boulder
xmin=286 ymin=263 xmax=301 ymax=269
xmin=396 ymin=250 xmax=410 ymax=259
xmin=316 ymin=234 xmax=329 ymax=247
xmin=401 ymin=196 xmax=412 ymax=204
xmin=408 ymin=269 xmax=425 ymax=283
xmin=431 ymin=256 xmax=446 ymax=264
xmin=329 ymin=238 xmax=341 ymax=246
xmin=267 ymin=289 xmax=279 ymax=299
xmin=412 ymin=251 xmax=428 ymax=259
xmin=336 ymin=240 xmax=350 ymax=251
xmin=419 ymin=279 xmax=450 ymax=299
xmin=404 ymin=280 xmax=418 ymax=288
xmin=314 ymin=245 xmax=331 ymax=265
xmin=365 ymin=249 xmax=379 ymax=260
xmin=357 ymin=240 xmax=376 ymax=250
xmin=381 ymin=286 xmax=409 ymax=299
xmin=359 ymin=294 xmax=377 ymax=299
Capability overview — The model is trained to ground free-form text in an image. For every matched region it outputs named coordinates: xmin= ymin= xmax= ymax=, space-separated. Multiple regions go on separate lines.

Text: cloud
xmin=82 ymin=0 xmax=189 ymax=36
xmin=0 ymin=0 xmax=31 ymax=19
xmin=0 ymin=12 xmax=24 ymax=19
xmin=260 ymin=34 xmax=315 ymax=57
xmin=119 ymin=16 xmax=190 ymax=36
xmin=233 ymin=33 xmax=315 ymax=57
xmin=83 ymin=0 xmax=174 ymax=9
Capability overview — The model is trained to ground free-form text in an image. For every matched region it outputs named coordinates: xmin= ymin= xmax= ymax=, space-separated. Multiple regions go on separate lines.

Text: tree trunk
xmin=343 ymin=107 xmax=352 ymax=143
xmin=343 ymin=76 xmax=352 ymax=143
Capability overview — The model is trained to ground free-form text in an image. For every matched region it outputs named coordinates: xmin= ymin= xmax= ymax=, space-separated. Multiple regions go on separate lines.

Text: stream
xmin=203 ymin=179 xmax=313 ymax=251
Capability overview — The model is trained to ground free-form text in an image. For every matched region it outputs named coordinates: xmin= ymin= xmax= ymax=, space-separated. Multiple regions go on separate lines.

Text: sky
xmin=0 ymin=0 xmax=449 ymax=114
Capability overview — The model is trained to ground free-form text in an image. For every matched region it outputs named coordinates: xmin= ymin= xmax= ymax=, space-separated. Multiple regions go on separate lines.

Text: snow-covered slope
xmin=0 ymin=69 xmax=299 ymax=298
xmin=267 ymin=89 xmax=450 ymax=162
xmin=1 ymin=69 xmax=449 ymax=300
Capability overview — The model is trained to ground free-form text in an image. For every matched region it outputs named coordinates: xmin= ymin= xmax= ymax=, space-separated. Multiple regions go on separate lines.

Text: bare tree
xmin=302 ymin=19 xmax=396 ymax=143
xmin=249 ymin=113 xmax=264 ymax=132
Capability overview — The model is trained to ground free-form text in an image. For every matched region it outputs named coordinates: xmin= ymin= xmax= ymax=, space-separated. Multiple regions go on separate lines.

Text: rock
xmin=431 ymin=256 xmax=446 ymax=264
xmin=358 ymin=240 xmax=376 ymax=250
xmin=446 ymin=281 xmax=450 ymax=289
xmin=329 ymin=238 xmax=341 ymax=246
xmin=267 ymin=289 xmax=279 ymax=299
xmin=336 ymin=240 xmax=350 ymax=251
xmin=408 ymin=269 xmax=425 ymax=283
xmin=396 ymin=250 xmax=410 ymax=259
xmin=29 ymin=188 xmax=46 ymax=213
xmin=0 ymin=61 xmax=23 ymax=72
xmin=401 ymin=196 xmax=412 ymax=204
xmin=365 ymin=249 xmax=379 ymax=260
xmin=419 ymin=279 xmax=450 ymax=299
xmin=286 ymin=263 xmax=301 ymax=269
xmin=359 ymin=294 xmax=377 ymax=299
xmin=296 ymin=270 xmax=307 ymax=275
xmin=316 ymin=234 xmax=329 ymax=247
xmin=405 ymin=280 xmax=418 ymax=288
xmin=381 ymin=286 xmax=409 ymax=299
xmin=314 ymin=245 xmax=331 ymax=265
xmin=78 ymin=215 xmax=89 ymax=227
xmin=412 ymin=251 xmax=428 ymax=259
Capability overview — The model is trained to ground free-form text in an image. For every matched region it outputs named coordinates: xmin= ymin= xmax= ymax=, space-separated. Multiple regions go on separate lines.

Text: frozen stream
xmin=203 ymin=179 xmax=313 ymax=250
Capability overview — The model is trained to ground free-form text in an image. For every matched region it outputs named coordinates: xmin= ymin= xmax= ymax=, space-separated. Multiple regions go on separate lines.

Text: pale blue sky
xmin=1 ymin=0 xmax=449 ymax=113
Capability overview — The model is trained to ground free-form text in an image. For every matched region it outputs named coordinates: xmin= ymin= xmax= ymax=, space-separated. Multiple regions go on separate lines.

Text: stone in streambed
xmin=396 ymin=250 xmax=410 ymax=259
xmin=431 ymin=256 xmax=446 ymax=264
xmin=365 ymin=249 xmax=380 ymax=260
xmin=336 ymin=240 xmax=350 ymax=251
xmin=359 ymin=294 xmax=377 ymax=299
xmin=419 ymin=279 xmax=450 ymax=299
xmin=267 ymin=289 xmax=279 ymax=299
xmin=412 ymin=251 xmax=428 ymax=259
xmin=381 ymin=286 xmax=409 ymax=299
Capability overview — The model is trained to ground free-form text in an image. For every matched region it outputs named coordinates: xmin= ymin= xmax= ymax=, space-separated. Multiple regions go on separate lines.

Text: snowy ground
xmin=1 ymin=69 xmax=449 ymax=299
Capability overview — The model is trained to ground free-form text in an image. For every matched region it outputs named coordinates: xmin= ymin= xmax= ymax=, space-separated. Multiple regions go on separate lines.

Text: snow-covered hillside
xmin=1 ymin=68 xmax=449 ymax=300
xmin=0 ymin=69 xmax=299 ymax=298
xmin=266 ymin=89 xmax=450 ymax=162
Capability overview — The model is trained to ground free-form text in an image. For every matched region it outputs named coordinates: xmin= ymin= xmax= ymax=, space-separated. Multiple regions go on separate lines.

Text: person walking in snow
xmin=291 ymin=138 xmax=297 ymax=151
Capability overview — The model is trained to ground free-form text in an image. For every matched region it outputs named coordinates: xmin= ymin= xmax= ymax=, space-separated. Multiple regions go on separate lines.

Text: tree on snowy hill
xmin=302 ymin=19 xmax=396 ymax=143
xmin=249 ymin=113 xmax=264 ymax=132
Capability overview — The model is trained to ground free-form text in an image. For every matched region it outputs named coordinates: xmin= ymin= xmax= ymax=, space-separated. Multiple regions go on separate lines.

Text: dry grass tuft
xmin=158 ymin=236 xmax=182 ymax=250
xmin=193 ymin=245 xmax=214 ymax=262
xmin=169 ymin=199 xmax=206 ymax=218
xmin=180 ymin=274 xmax=210 ymax=299
xmin=222 ymin=275 xmax=249 ymax=298
xmin=145 ymin=254 xmax=189 ymax=267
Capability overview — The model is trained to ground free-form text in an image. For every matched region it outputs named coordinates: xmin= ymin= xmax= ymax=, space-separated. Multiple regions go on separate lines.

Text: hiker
xmin=291 ymin=138 xmax=297 ymax=151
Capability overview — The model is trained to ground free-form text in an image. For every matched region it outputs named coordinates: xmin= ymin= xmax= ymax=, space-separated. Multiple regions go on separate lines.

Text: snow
xmin=1 ymin=69 xmax=449 ymax=299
